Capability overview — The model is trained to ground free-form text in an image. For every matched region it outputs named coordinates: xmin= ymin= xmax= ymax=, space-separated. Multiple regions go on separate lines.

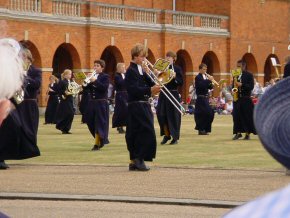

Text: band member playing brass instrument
xmin=125 ymin=43 xmax=161 ymax=171
xmin=0 ymin=46 xmax=42 ymax=169
xmin=112 ymin=63 xmax=128 ymax=134
xmin=157 ymin=51 xmax=183 ymax=145
xmin=44 ymin=75 xmax=59 ymax=124
xmin=232 ymin=60 xmax=256 ymax=140
xmin=194 ymin=63 xmax=215 ymax=135
xmin=85 ymin=59 xmax=110 ymax=151
xmin=55 ymin=69 xmax=75 ymax=134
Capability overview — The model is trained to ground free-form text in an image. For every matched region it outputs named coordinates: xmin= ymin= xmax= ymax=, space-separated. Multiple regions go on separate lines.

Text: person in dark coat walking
xmin=232 ymin=60 xmax=256 ymax=140
xmin=112 ymin=62 xmax=128 ymax=134
xmin=44 ymin=75 xmax=59 ymax=124
xmin=55 ymin=69 xmax=75 ymax=134
xmin=194 ymin=63 xmax=215 ymax=135
xmin=156 ymin=51 xmax=183 ymax=145
xmin=125 ymin=43 xmax=161 ymax=171
xmin=0 ymin=47 xmax=42 ymax=169
xmin=85 ymin=59 xmax=110 ymax=151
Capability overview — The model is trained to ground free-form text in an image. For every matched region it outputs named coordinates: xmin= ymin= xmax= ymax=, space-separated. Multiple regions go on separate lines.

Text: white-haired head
xmin=0 ymin=38 xmax=25 ymax=99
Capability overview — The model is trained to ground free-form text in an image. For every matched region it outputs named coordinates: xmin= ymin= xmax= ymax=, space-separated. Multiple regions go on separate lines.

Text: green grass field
xmin=9 ymin=114 xmax=281 ymax=170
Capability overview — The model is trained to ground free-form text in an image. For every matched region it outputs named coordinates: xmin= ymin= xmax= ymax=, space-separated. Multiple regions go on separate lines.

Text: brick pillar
xmin=41 ymin=0 xmax=52 ymax=14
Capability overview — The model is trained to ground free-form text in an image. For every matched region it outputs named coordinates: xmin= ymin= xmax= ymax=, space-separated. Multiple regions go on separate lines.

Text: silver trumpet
xmin=82 ymin=70 xmax=97 ymax=87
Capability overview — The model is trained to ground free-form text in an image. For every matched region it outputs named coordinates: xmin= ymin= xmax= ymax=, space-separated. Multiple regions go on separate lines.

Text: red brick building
xmin=0 ymin=0 xmax=289 ymax=108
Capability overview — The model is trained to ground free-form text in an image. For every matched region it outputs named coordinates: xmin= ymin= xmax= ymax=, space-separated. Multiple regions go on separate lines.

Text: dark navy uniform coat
xmin=0 ymin=65 xmax=42 ymax=160
xmin=156 ymin=64 xmax=183 ymax=140
xmin=55 ymin=79 xmax=75 ymax=133
xmin=112 ymin=72 xmax=128 ymax=128
xmin=85 ymin=73 xmax=110 ymax=145
xmin=232 ymin=71 xmax=256 ymax=134
xmin=194 ymin=73 xmax=214 ymax=133
xmin=125 ymin=62 xmax=156 ymax=161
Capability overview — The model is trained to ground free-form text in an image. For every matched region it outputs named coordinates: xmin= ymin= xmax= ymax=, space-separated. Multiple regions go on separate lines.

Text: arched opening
xmin=201 ymin=51 xmax=220 ymax=76
xmin=20 ymin=40 xmax=42 ymax=68
xmin=242 ymin=53 xmax=258 ymax=74
xmin=264 ymin=54 xmax=281 ymax=84
xmin=52 ymin=43 xmax=81 ymax=79
xmin=201 ymin=51 xmax=220 ymax=96
xmin=175 ymin=49 xmax=193 ymax=101
xmin=100 ymin=46 xmax=124 ymax=81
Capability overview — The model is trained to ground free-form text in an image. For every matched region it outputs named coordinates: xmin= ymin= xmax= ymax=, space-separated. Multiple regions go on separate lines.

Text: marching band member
xmin=156 ymin=51 xmax=183 ymax=145
xmin=44 ymin=75 xmax=59 ymax=124
xmin=112 ymin=62 xmax=128 ymax=134
xmin=0 ymin=46 xmax=42 ymax=169
xmin=85 ymin=59 xmax=110 ymax=151
xmin=232 ymin=60 xmax=256 ymax=140
xmin=125 ymin=43 xmax=161 ymax=171
xmin=194 ymin=63 xmax=215 ymax=135
xmin=55 ymin=69 xmax=75 ymax=134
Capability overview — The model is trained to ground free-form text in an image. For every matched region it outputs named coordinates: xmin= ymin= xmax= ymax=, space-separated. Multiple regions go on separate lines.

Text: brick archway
xmin=242 ymin=53 xmax=258 ymax=74
xmin=201 ymin=51 xmax=220 ymax=96
xmin=175 ymin=49 xmax=193 ymax=101
xmin=201 ymin=51 xmax=220 ymax=76
xmin=52 ymin=43 xmax=81 ymax=79
xmin=264 ymin=54 xmax=281 ymax=84
xmin=20 ymin=40 xmax=42 ymax=68
xmin=100 ymin=46 xmax=124 ymax=81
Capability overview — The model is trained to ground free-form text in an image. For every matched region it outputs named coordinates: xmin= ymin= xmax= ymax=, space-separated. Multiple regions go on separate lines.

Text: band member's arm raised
xmin=195 ymin=74 xmax=213 ymax=89
xmin=91 ymin=74 xmax=109 ymax=92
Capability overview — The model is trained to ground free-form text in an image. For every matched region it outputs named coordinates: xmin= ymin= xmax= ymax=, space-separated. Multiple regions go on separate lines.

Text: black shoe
xmin=99 ymin=139 xmax=104 ymax=149
xmin=169 ymin=139 xmax=178 ymax=145
xmin=91 ymin=145 xmax=100 ymax=151
xmin=118 ymin=127 xmax=126 ymax=134
xmin=129 ymin=163 xmax=137 ymax=171
xmin=133 ymin=159 xmax=150 ymax=171
xmin=62 ymin=131 xmax=72 ymax=134
xmin=232 ymin=133 xmax=243 ymax=140
xmin=0 ymin=161 xmax=9 ymax=170
xmin=198 ymin=130 xmax=208 ymax=135
xmin=244 ymin=134 xmax=250 ymax=140
xmin=161 ymin=136 xmax=171 ymax=145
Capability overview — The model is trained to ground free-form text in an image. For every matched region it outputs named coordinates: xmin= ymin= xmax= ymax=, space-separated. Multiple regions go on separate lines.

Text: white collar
xmin=137 ymin=65 xmax=143 ymax=75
